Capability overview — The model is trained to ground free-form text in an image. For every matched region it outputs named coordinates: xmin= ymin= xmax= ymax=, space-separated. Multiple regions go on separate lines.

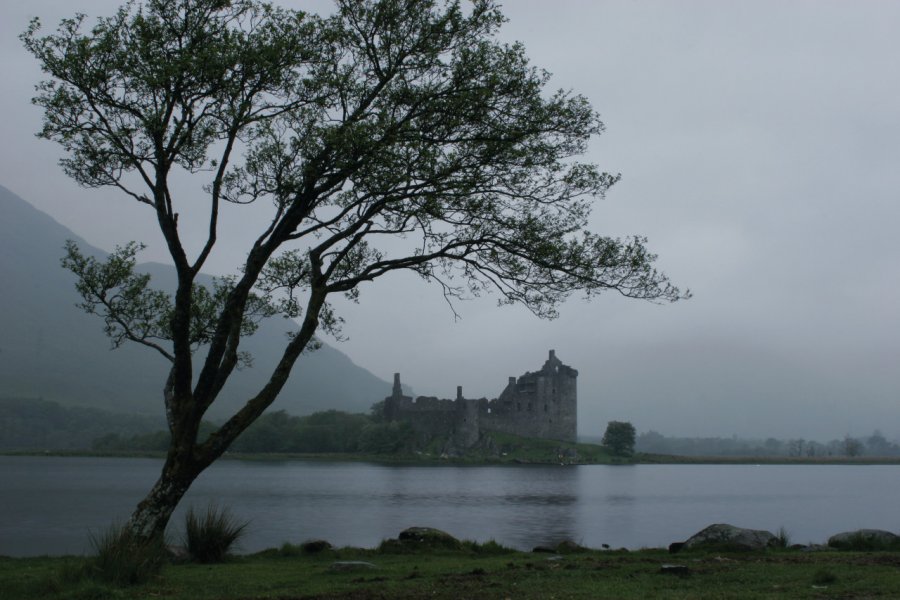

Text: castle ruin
xmin=383 ymin=350 xmax=577 ymax=447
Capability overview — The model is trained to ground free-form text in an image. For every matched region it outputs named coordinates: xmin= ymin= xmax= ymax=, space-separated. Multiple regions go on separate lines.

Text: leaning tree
xmin=23 ymin=0 xmax=686 ymax=541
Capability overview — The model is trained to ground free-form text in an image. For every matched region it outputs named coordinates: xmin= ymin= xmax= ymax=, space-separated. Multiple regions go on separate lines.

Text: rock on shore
xmin=681 ymin=524 xmax=778 ymax=552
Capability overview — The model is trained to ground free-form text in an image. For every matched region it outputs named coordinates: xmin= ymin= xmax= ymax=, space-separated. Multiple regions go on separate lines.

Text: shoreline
xmin=4 ymin=449 xmax=900 ymax=466
xmin=6 ymin=542 xmax=900 ymax=599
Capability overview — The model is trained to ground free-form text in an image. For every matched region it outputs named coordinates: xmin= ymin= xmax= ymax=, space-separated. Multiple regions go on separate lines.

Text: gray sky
xmin=2 ymin=1 xmax=899 ymax=440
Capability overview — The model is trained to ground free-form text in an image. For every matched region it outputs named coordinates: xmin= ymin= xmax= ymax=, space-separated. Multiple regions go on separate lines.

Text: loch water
xmin=2 ymin=456 xmax=897 ymax=556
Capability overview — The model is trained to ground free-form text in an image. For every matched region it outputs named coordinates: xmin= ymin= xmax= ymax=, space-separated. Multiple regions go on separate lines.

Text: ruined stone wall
xmin=383 ymin=351 xmax=578 ymax=447
xmin=479 ymin=350 xmax=577 ymax=442
xmin=383 ymin=376 xmax=481 ymax=447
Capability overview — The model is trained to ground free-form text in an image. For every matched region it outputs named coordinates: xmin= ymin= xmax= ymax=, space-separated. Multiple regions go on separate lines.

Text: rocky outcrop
xmin=827 ymin=529 xmax=900 ymax=550
xmin=682 ymin=524 xmax=778 ymax=552
xmin=396 ymin=527 xmax=462 ymax=550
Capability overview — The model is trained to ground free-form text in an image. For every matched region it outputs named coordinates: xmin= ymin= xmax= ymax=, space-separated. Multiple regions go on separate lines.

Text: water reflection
xmin=501 ymin=494 xmax=577 ymax=505
xmin=4 ymin=458 xmax=900 ymax=556
xmin=604 ymin=495 xmax=636 ymax=505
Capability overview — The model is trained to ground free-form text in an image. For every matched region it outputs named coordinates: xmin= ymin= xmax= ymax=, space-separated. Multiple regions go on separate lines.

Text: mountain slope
xmin=0 ymin=184 xmax=392 ymax=418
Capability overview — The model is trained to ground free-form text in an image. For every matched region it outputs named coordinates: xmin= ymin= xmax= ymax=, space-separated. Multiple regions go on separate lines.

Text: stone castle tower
xmin=383 ymin=350 xmax=577 ymax=447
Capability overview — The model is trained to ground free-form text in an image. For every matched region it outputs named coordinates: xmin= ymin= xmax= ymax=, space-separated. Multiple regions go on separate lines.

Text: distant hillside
xmin=0 ymin=184 xmax=393 ymax=419
xmin=0 ymin=397 xmax=164 ymax=451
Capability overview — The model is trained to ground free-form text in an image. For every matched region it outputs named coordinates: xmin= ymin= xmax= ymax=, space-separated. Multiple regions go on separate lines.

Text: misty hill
xmin=0 ymin=184 xmax=393 ymax=419
xmin=0 ymin=397 xmax=165 ymax=451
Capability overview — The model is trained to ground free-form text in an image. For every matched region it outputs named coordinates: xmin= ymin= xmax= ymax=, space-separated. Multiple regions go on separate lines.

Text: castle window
xmin=487 ymin=408 xmax=492 ymax=414
xmin=544 ymin=404 xmax=548 ymax=413
xmin=517 ymin=402 xmax=521 ymax=412
xmin=527 ymin=402 xmax=532 ymax=411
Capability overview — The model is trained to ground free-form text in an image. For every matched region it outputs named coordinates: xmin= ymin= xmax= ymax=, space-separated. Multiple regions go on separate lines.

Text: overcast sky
xmin=2 ymin=1 xmax=899 ymax=440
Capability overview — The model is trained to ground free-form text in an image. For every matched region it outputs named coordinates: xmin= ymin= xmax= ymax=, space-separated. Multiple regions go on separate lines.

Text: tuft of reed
xmin=773 ymin=526 xmax=792 ymax=549
xmin=87 ymin=522 xmax=166 ymax=585
xmin=461 ymin=539 xmax=517 ymax=555
xmin=184 ymin=504 xmax=248 ymax=563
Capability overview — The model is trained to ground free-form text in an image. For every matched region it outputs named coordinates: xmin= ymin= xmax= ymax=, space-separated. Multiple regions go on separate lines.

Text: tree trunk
xmin=126 ymin=299 xmax=323 ymax=542
xmin=127 ymin=452 xmax=200 ymax=542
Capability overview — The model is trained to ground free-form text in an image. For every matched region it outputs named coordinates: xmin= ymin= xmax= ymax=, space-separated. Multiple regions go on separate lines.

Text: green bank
xmin=5 ymin=545 xmax=900 ymax=600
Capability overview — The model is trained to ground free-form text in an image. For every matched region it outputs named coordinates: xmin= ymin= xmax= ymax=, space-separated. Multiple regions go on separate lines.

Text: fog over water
xmin=1 ymin=1 xmax=899 ymax=439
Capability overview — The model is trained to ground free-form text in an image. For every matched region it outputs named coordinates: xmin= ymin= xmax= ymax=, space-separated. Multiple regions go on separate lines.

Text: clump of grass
xmin=555 ymin=540 xmax=588 ymax=554
xmin=38 ymin=560 xmax=83 ymax=597
xmin=87 ymin=523 xmax=167 ymax=585
xmin=461 ymin=539 xmax=516 ymax=555
xmin=275 ymin=542 xmax=303 ymax=557
xmin=377 ymin=538 xmax=417 ymax=554
xmin=299 ymin=539 xmax=332 ymax=553
xmin=184 ymin=504 xmax=248 ymax=563
xmin=812 ymin=568 xmax=837 ymax=585
xmin=773 ymin=526 xmax=791 ymax=548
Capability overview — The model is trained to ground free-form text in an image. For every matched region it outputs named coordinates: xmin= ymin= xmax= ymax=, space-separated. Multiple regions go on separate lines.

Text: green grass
xmin=85 ymin=522 xmax=168 ymax=586
xmin=5 ymin=545 xmax=900 ymax=600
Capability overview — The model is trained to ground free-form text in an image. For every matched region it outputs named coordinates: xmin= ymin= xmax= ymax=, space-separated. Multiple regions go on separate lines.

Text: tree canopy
xmin=602 ymin=421 xmax=637 ymax=456
xmin=23 ymin=0 xmax=685 ymax=540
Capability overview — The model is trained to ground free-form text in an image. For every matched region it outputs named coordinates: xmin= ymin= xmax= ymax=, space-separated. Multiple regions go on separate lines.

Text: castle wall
xmin=384 ymin=350 xmax=578 ymax=447
xmin=479 ymin=350 xmax=577 ymax=442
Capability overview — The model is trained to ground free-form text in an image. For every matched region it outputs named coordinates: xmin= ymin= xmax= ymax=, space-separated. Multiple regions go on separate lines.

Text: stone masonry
xmin=383 ymin=350 xmax=577 ymax=447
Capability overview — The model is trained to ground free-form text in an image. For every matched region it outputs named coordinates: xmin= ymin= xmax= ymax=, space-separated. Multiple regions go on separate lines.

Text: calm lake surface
xmin=2 ymin=456 xmax=897 ymax=556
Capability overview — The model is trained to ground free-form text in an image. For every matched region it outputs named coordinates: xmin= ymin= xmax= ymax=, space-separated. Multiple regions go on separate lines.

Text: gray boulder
xmin=682 ymin=524 xmax=778 ymax=552
xmin=397 ymin=527 xmax=461 ymax=549
xmin=828 ymin=529 xmax=900 ymax=550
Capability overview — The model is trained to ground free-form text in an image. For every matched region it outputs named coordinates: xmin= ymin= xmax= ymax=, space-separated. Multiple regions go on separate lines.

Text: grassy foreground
xmin=5 ymin=544 xmax=900 ymax=600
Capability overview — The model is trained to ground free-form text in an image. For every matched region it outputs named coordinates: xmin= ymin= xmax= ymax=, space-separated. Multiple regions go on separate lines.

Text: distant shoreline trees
xmin=92 ymin=409 xmax=414 ymax=455
xmin=635 ymin=430 xmax=900 ymax=458
xmin=602 ymin=421 xmax=636 ymax=456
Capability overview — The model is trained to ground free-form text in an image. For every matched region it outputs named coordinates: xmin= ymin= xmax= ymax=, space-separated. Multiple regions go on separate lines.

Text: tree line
xmin=636 ymin=430 xmax=900 ymax=458
xmin=93 ymin=409 xmax=414 ymax=455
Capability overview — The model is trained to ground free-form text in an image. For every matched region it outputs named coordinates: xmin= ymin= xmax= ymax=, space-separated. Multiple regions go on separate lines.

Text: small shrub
xmin=276 ymin=542 xmax=303 ymax=557
xmin=377 ymin=538 xmax=416 ymax=554
xmin=812 ymin=568 xmax=837 ymax=585
xmin=462 ymin=539 xmax=516 ymax=555
xmin=88 ymin=523 xmax=166 ymax=585
xmin=773 ymin=526 xmax=791 ymax=548
xmin=555 ymin=540 xmax=588 ymax=554
xmin=300 ymin=539 xmax=333 ymax=553
xmin=184 ymin=504 xmax=248 ymax=563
